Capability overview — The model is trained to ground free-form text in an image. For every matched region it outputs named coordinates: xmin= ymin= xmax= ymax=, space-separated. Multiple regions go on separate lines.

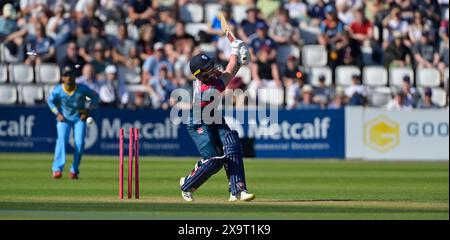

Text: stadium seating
xmin=335 ymin=65 xmax=360 ymax=87
xmin=416 ymin=68 xmax=441 ymax=87
xmin=9 ymin=64 xmax=34 ymax=84
xmin=302 ymin=45 xmax=327 ymax=67
xmin=363 ymin=66 xmax=388 ymax=87
xmin=0 ymin=85 xmax=17 ymax=105
xmin=233 ymin=5 xmax=248 ymax=24
xmin=235 ymin=65 xmax=251 ymax=85
xmin=367 ymin=87 xmax=391 ymax=107
xmin=18 ymin=84 xmax=44 ymax=105
xmin=36 ymin=64 xmax=60 ymax=84
xmin=276 ymin=44 xmax=300 ymax=64
xmin=310 ymin=66 xmax=332 ymax=87
xmin=299 ymin=26 xmax=320 ymax=45
xmin=43 ymin=84 xmax=57 ymax=101
xmin=389 ymin=67 xmax=414 ymax=87
xmin=418 ymin=87 xmax=448 ymax=107
xmin=185 ymin=23 xmax=209 ymax=37
xmin=258 ymin=88 xmax=284 ymax=107
xmin=179 ymin=3 xmax=204 ymax=23
xmin=0 ymin=64 xmax=8 ymax=83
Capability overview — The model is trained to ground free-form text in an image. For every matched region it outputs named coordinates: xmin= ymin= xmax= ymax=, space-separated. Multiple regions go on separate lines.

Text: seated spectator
xmin=76 ymin=63 xmax=100 ymax=93
xmin=412 ymin=31 xmax=440 ymax=68
xmin=128 ymin=0 xmax=156 ymax=28
xmin=25 ymin=23 xmax=56 ymax=65
xmin=415 ymin=0 xmax=441 ymax=27
xmin=248 ymin=47 xmax=282 ymax=93
xmin=208 ymin=3 xmax=237 ymax=43
xmin=296 ymin=84 xmax=321 ymax=110
xmin=308 ymin=0 xmax=326 ymax=27
xmin=269 ymin=7 xmax=301 ymax=45
xmin=76 ymin=3 xmax=99 ymax=44
xmin=407 ymin=11 xmax=432 ymax=46
xmin=58 ymin=41 xmax=85 ymax=77
xmin=142 ymin=42 xmax=174 ymax=84
xmin=284 ymin=62 xmax=306 ymax=109
xmin=99 ymin=65 xmax=129 ymax=107
xmin=386 ymin=90 xmax=413 ymax=111
xmin=238 ymin=6 xmax=265 ymax=43
xmin=313 ymin=75 xmax=332 ymax=106
xmin=400 ymin=75 xmax=419 ymax=108
xmin=0 ymin=4 xmax=27 ymax=62
xmin=249 ymin=22 xmax=277 ymax=62
xmin=349 ymin=8 xmax=373 ymax=46
xmin=417 ymin=88 xmax=440 ymax=109
xmin=318 ymin=5 xmax=345 ymax=62
xmin=112 ymin=22 xmax=136 ymax=67
xmin=132 ymin=91 xmax=150 ymax=109
xmin=384 ymin=32 xmax=412 ymax=68
xmin=154 ymin=6 xmax=176 ymax=43
xmin=382 ymin=7 xmax=408 ymax=48
xmin=345 ymin=74 xmax=367 ymax=106
xmin=91 ymin=41 xmax=113 ymax=75
xmin=79 ymin=19 xmax=112 ymax=63
xmin=170 ymin=22 xmax=196 ymax=55
xmin=46 ymin=3 xmax=74 ymax=48
xmin=337 ymin=1 xmax=355 ymax=25
xmin=328 ymin=86 xmax=346 ymax=109
xmin=335 ymin=30 xmax=359 ymax=66
xmin=284 ymin=0 xmax=308 ymax=24
xmin=146 ymin=65 xmax=175 ymax=109
xmin=137 ymin=24 xmax=156 ymax=62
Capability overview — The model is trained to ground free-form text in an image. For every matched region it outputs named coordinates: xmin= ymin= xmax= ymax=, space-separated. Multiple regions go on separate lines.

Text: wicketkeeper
xmin=179 ymin=40 xmax=255 ymax=202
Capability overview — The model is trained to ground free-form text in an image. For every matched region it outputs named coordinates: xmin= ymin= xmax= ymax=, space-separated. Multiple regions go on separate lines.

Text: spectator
xmin=137 ymin=24 xmax=156 ymax=62
xmin=46 ymin=3 xmax=74 ymax=48
xmin=99 ymin=65 xmax=129 ymax=107
xmin=296 ymin=84 xmax=321 ymax=110
xmin=208 ymin=3 xmax=237 ymax=43
xmin=249 ymin=22 xmax=277 ymax=62
xmin=407 ymin=11 xmax=432 ymax=46
xmin=328 ymin=86 xmax=346 ymax=109
xmin=337 ymin=1 xmax=355 ymax=25
xmin=318 ymin=5 xmax=345 ymax=64
xmin=382 ymin=7 xmax=409 ymax=47
xmin=284 ymin=0 xmax=308 ymax=24
xmin=349 ymin=8 xmax=373 ymax=46
xmin=308 ymin=0 xmax=326 ymax=27
xmin=335 ymin=30 xmax=359 ymax=66
xmin=76 ymin=63 xmax=100 ymax=93
xmin=417 ymin=88 xmax=439 ymax=109
xmin=412 ymin=31 xmax=440 ymax=68
xmin=25 ymin=23 xmax=56 ymax=65
xmin=386 ymin=90 xmax=413 ymax=110
xmin=238 ymin=6 xmax=264 ymax=44
xmin=170 ymin=21 xmax=196 ymax=55
xmin=128 ymin=0 xmax=156 ymax=28
xmin=154 ymin=6 xmax=176 ymax=43
xmin=90 ymin=41 xmax=113 ymax=75
xmin=269 ymin=7 xmax=301 ymax=46
xmin=384 ymin=31 xmax=412 ymax=68
xmin=142 ymin=42 xmax=173 ymax=84
xmin=58 ymin=41 xmax=85 ymax=77
xmin=313 ymin=74 xmax=332 ymax=107
xmin=284 ymin=56 xmax=306 ymax=109
xmin=76 ymin=3 xmax=99 ymax=44
xmin=146 ymin=65 xmax=175 ymax=109
xmin=79 ymin=19 xmax=112 ymax=63
xmin=415 ymin=0 xmax=441 ymax=27
xmin=248 ymin=46 xmax=282 ymax=93
xmin=400 ymin=75 xmax=419 ymax=108
xmin=0 ymin=3 xmax=27 ymax=61
xmin=112 ymin=22 xmax=136 ymax=67
xmin=345 ymin=74 xmax=367 ymax=106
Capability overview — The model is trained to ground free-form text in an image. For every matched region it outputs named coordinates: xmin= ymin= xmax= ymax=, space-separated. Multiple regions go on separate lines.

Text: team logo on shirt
xmin=197 ymin=128 xmax=204 ymax=134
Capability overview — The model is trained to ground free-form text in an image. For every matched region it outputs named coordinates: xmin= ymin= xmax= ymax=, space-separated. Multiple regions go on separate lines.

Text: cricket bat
xmin=219 ymin=12 xmax=247 ymax=62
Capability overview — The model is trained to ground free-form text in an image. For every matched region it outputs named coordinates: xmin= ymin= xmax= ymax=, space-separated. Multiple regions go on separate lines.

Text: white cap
xmin=105 ymin=65 xmax=117 ymax=74
xmin=302 ymin=84 xmax=313 ymax=93
xmin=3 ymin=3 xmax=16 ymax=19
xmin=154 ymin=42 xmax=164 ymax=51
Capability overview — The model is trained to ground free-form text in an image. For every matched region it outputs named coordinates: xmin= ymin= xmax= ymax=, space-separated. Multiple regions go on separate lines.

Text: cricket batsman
xmin=179 ymin=39 xmax=255 ymax=202
xmin=47 ymin=66 xmax=99 ymax=179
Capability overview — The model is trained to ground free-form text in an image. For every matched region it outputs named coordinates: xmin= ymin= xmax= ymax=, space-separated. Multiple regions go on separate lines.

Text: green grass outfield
xmin=0 ymin=153 xmax=448 ymax=220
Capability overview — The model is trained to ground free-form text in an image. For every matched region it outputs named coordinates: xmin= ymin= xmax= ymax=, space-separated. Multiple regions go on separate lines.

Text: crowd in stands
xmin=0 ymin=0 xmax=448 ymax=110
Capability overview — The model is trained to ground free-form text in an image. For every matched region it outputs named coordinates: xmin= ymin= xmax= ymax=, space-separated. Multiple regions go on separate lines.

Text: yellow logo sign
xmin=364 ymin=115 xmax=400 ymax=152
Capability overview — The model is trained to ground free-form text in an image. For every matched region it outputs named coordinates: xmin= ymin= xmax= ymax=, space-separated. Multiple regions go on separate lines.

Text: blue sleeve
xmin=211 ymin=17 xmax=221 ymax=29
xmin=143 ymin=57 xmax=154 ymax=73
xmin=47 ymin=86 xmax=60 ymax=115
xmin=320 ymin=22 xmax=326 ymax=33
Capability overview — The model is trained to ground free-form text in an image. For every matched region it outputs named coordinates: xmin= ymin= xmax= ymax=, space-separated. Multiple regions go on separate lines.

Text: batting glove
xmin=230 ymin=40 xmax=244 ymax=57
xmin=239 ymin=45 xmax=250 ymax=65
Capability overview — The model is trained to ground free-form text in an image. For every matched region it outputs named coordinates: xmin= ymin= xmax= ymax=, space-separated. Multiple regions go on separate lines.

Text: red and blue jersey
xmin=193 ymin=78 xmax=226 ymax=107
